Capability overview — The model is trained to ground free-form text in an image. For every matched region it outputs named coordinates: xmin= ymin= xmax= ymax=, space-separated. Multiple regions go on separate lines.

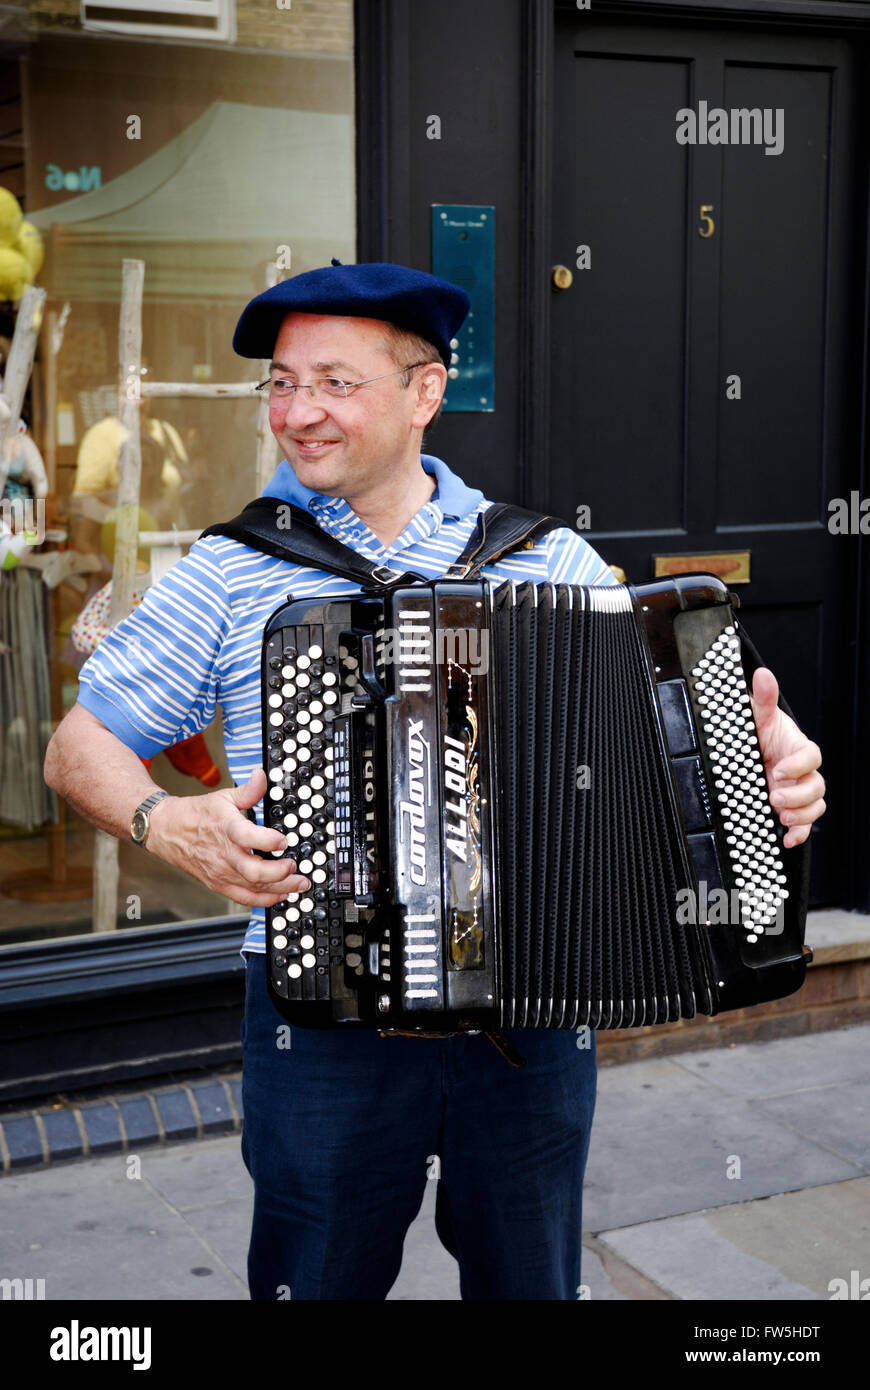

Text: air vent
xmin=81 ymin=0 xmax=236 ymax=43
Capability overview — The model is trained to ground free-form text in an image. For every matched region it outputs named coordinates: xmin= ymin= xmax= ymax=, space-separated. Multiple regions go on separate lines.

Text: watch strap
xmin=131 ymin=790 xmax=169 ymax=845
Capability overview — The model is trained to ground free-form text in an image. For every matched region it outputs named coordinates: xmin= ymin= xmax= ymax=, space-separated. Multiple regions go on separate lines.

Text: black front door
xmin=549 ymin=13 xmax=862 ymax=906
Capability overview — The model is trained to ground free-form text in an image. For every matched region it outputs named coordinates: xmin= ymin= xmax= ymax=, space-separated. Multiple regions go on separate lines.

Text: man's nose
xmin=271 ymin=389 xmax=329 ymax=427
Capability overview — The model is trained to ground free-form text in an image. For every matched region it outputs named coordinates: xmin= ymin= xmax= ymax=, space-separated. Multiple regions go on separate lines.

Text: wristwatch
xmin=131 ymin=791 xmax=169 ymax=849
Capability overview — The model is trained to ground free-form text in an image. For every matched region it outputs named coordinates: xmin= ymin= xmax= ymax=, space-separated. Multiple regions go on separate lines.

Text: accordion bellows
xmin=259 ymin=575 xmax=811 ymax=1032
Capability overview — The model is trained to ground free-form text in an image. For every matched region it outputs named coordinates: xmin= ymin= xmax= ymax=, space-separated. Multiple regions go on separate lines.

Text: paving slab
xmin=0 ymin=1150 xmax=246 ymax=1300
xmin=177 ymin=1196 xmax=253 ymax=1288
xmin=753 ymin=1080 xmax=870 ymax=1170
xmin=674 ymin=1023 xmax=870 ymax=1099
xmin=585 ymin=1053 xmax=861 ymax=1230
xmin=598 ymin=1176 xmax=870 ymax=1301
xmin=131 ymin=1132 xmax=252 ymax=1212
xmin=387 ymin=1181 xmax=460 ymax=1300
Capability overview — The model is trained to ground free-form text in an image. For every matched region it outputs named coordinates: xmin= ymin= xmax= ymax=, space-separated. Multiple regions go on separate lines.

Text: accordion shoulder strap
xmin=199 ymin=496 xmax=427 ymax=588
xmin=200 ymin=495 xmax=569 ymax=588
xmin=444 ymin=502 xmax=567 ymax=578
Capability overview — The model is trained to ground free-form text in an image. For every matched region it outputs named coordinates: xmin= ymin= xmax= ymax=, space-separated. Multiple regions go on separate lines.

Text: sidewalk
xmin=1 ymin=1022 xmax=867 ymax=1301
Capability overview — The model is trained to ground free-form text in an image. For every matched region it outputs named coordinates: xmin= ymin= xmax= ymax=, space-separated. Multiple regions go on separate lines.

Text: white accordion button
xmin=273 ymin=935 xmax=287 ymax=950
xmin=302 ymin=953 xmax=316 ymax=969
xmin=300 ymin=934 xmax=314 ymax=949
xmin=288 ymin=963 xmax=302 ymax=979
xmin=308 ymin=644 xmax=323 ymax=660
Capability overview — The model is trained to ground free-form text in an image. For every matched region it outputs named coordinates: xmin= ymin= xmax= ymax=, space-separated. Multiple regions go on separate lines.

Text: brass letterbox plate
xmin=653 ymin=551 xmax=751 ymax=584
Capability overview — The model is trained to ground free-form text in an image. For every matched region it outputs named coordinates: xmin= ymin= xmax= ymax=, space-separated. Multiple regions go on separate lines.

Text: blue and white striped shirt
xmin=77 ymin=453 xmax=618 ymax=954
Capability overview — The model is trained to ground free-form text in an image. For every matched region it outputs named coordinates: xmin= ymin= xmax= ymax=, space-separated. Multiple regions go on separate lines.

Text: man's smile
xmin=293 ymin=438 xmax=341 ymax=456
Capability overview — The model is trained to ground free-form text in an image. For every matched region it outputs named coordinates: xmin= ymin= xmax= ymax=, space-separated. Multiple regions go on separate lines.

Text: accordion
xmin=258 ymin=574 xmax=812 ymax=1032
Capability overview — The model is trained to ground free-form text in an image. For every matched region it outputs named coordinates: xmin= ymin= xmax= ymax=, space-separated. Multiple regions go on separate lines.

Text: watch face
xmin=132 ymin=810 xmax=148 ymax=843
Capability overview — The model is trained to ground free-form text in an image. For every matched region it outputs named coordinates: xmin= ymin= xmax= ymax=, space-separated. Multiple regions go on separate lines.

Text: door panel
xmin=551 ymin=17 xmax=859 ymax=904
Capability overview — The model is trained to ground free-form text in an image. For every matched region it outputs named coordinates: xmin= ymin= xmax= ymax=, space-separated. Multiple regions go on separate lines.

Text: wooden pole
xmin=93 ymin=258 xmax=145 ymax=934
xmin=43 ymin=303 xmax=70 ymax=495
xmin=109 ymin=259 xmax=144 ymax=628
xmin=141 ymin=381 xmax=259 ymax=400
xmin=0 ymin=285 xmax=45 ymax=454
xmin=256 ymin=261 xmax=281 ymax=496
xmin=43 ymin=311 xmax=57 ymax=493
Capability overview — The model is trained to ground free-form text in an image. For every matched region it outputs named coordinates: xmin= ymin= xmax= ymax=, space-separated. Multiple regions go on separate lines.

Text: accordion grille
xmin=491 ymin=582 xmax=697 ymax=1029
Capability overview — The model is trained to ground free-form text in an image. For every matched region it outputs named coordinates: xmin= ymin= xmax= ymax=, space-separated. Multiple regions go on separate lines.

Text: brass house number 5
xmin=699 ymin=204 xmax=715 ymax=238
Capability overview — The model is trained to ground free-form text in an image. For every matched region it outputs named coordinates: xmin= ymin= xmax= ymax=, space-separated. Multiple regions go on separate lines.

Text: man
xmin=44 ymin=261 xmax=826 ymax=1301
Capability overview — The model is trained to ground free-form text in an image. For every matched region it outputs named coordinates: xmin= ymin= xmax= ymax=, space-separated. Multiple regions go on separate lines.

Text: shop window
xmin=0 ymin=4 xmax=354 ymax=947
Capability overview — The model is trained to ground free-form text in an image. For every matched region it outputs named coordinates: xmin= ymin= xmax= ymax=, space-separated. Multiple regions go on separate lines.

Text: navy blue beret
xmin=233 ymin=258 xmax=470 ymax=367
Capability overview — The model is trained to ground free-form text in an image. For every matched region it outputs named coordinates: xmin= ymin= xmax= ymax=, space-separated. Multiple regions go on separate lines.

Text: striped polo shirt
xmin=77 ymin=453 xmax=618 ymax=954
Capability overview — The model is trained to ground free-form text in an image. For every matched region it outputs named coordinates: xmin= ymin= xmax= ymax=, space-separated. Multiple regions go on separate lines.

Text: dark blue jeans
xmin=241 ymin=952 xmax=597 ymax=1300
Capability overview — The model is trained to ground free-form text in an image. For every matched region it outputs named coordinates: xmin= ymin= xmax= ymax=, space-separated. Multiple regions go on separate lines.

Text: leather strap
xmin=379 ymin=1027 xmax=527 ymax=1068
xmin=443 ymin=501 xmax=567 ymax=579
xmin=200 ymin=495 xmax=569 ymax=589
xmin=200 ymin=497 xmax=426 ymax=589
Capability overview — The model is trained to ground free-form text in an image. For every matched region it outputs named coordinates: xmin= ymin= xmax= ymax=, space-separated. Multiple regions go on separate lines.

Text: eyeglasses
xmin=255 ymin=362 xmax=430 ymax=402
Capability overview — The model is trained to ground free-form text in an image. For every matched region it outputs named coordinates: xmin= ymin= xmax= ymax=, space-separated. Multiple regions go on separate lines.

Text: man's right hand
xmin=147 ymin=766 xmax=312 ymax=908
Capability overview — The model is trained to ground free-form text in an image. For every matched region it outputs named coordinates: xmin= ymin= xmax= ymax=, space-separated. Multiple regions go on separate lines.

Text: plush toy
xmin=0 ymin=189 xmax=43 ymax=303
xmin=0 ymin=186 xmax=22 ymax=247
xmin=15 ymin=220 xmax=44 ymax=277
xmin=0 ymin=245 xmax=32 ymax=304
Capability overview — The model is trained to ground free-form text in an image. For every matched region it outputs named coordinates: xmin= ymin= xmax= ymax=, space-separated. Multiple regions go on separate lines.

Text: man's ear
xmin=414 ymin=364 xmax=446 ymax=428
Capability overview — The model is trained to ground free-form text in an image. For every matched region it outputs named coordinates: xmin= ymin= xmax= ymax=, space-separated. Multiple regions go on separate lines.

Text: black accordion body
xmin=258 ymin=575 xmax=811 ymax=1032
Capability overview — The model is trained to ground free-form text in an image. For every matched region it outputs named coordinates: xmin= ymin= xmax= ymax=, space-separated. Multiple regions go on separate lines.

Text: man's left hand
xmin=750 ymin=667 xmax=825 ymax=849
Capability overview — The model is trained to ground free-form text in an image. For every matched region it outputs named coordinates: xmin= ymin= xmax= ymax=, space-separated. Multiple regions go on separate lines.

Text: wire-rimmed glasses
xmin=255 ymin=362 xmax=430 ymax=402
